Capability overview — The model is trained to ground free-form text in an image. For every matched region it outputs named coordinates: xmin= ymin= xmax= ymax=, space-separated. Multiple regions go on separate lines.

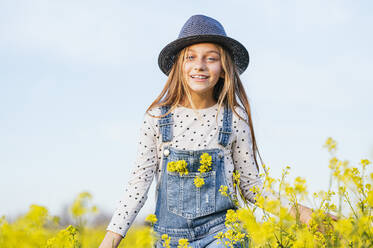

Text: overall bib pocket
xmin=167 ymin=170 xmax=216 ymax=219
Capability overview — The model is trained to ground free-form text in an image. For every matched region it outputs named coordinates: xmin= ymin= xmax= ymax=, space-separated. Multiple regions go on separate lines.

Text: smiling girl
xmin=99 ymin=14 xmax=319 ymax=248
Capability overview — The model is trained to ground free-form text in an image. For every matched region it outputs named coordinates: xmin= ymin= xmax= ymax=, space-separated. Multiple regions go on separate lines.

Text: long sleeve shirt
xmin=106 ymin=103 xmax=291 ymax=237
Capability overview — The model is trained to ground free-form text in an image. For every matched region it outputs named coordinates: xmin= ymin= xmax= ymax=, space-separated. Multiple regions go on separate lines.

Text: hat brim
xmin=158 ymin=34 xmax=249 ymax=76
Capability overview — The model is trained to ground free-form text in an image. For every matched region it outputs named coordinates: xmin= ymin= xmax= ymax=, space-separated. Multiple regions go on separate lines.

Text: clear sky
xmin=1 ymin=0 xmax=372 ymax=222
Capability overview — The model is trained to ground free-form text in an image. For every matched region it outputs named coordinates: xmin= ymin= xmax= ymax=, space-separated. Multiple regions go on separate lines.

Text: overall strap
xmin=218 ymin=104 xmax=232 ymax=147
xmin=158 ymin=105 xmax=173 ymax=142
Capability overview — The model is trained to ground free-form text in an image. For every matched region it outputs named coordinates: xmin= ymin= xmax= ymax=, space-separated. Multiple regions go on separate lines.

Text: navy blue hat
xmin=158 ymin=14 xmax=250 ymax=76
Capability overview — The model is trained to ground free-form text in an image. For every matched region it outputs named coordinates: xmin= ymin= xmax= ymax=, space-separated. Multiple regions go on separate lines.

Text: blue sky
xmin=1 ymin=0 xmax=372 ymax=222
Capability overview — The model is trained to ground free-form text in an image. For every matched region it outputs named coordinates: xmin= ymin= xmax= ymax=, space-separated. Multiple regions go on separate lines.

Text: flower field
xmin=1 ymin=137 xmax=372 ymax=247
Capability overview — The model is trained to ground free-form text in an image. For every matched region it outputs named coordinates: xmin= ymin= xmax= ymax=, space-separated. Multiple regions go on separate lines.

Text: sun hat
xmin=158 ymin=14 xmax=250 ymax=76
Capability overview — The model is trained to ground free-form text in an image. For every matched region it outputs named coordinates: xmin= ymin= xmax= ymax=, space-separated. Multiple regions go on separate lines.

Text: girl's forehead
xmin=186 ymin=43 xmax=219 ymax=52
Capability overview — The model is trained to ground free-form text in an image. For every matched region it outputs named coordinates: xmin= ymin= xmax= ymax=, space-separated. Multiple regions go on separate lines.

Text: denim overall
xmin=153 ymin=105 xmax=243 ymax=248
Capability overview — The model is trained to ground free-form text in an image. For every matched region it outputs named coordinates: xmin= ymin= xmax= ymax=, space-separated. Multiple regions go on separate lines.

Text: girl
xmin=99 ymin=14 xmax=317 ymax=248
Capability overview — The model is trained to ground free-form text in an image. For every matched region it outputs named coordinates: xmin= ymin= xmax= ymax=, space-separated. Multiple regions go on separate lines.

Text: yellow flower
xmin=214 ymin=231 xmax=224 ymax=240
xmin=145 ymin=214 xmax=157 ymax=225
xmin=134 ymin=226 xmax=154 ymax=247
xmin=167 ymin=160 xmax=189 ymax=176
xmin=233 ymin=171 xmax=240 ymax=181
xmin=198 ymin=152 xmax=212 ymax=173
xmin=194 ymin=176 xmax=205 ymax=188
xmin=45 ymin=224 xmax=80 ymax=248
xmin=70 ymin=191 xmax=97 ymax=220
xmin=199 ymin=153 xmax=212 ymax=173
xmin=200 ymin=152 xmax=212 ymax=163
xmin=198 ymin=164 xmax=211 ymax=173
xmin=177 ymin=238 xmax=190 ymax=248
xmin=225 ymin=209 xmax=238 ymax=225
xmin=360 ymin=159 xmax=371 ymax=169
xmin=219 ymin=185 xmax=229 ymax=197
xmin=294 ymin=177 xmax=307 ymax=195
xmin=167 ymin=161 xmax=176 ymax=172
xmin=233 ymin=171 xmax=241 ymax=188
xmin=323 ymin=137 xmax=337 ymax=152
xmin=161 ymin=234 xmax=171 ymax=248
xmin=193 ymin=153 xmax=212 ymax=188
xmin=213 ymin=231 xmax=225 ymax=245
xmin=222 ymin=229 xmax=246 ymax=246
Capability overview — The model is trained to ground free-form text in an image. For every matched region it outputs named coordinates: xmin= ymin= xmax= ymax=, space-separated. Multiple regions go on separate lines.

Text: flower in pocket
xmin=199 ymin=153 xmax=212 ymax=173
xmin=194 ymin=176 xmax=205 ymax=188
xmin=167 ymin=160 xmax=189 ymax=176
xmin=192 ymin=153 xmax=213 ymax=188
xmin=200 ymin=152 xmax=212 ymax=163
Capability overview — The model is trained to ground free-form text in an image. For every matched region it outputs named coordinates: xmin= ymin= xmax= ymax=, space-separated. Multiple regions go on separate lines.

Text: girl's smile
xmin=190 ymin=74 xmax=209 ymax=82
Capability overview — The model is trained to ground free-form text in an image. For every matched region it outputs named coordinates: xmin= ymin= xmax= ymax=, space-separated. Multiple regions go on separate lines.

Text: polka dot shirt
xmin=106 ymin=103 xmax=291 ymax=237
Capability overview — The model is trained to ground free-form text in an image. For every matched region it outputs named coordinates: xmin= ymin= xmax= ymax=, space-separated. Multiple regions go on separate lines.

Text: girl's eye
xmin=186 ymin=56 xmax=217 ymax=61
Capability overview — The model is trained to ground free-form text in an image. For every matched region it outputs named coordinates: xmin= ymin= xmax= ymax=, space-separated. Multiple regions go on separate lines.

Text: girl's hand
xmin=98 ymin=231 xmax=123 ymax=248
xmin=326 ymin=212 xmax=338 ymax=222
xmin=297 ymin=204 xmax=313 ymax=225
xmin=296 ymin=204 xmax=339 ymax=234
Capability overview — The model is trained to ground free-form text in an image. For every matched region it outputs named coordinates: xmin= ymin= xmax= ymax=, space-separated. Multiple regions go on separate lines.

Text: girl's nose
xmin=193 ymin=60 xmax=207 ymax=71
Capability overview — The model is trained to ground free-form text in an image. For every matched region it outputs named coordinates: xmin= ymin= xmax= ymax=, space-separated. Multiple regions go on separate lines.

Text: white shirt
xmin=106 ymin=103 xmax=291 ymax=237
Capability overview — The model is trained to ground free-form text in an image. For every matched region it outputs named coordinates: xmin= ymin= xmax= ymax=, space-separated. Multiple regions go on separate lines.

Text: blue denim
xmin=152 ymin=105 xmax=242 ymax=247
xmin=154 ymin=226 xmax=247 ymax=248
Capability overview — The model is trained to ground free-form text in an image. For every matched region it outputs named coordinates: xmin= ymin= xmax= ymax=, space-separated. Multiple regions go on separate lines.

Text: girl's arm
xmin=98 ymin=231 xmax=123 ymax=248
xmin=103 ymin=109 xmax=159 ymax=241
xmin=288 ymin=202 xmax=338 ymax=226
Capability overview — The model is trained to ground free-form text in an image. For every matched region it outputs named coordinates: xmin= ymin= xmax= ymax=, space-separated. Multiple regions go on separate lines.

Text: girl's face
xmin=183 ymin=43 xmax=224 ymax=97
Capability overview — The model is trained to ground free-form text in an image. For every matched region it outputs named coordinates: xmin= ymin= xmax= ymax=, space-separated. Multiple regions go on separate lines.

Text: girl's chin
xmin=188 ymin=86 xmax=211 ymax=93
xmin=187 ymin=81 xmax=212 ymax=90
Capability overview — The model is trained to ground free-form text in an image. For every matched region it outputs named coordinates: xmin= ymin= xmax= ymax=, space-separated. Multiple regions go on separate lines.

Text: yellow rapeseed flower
xmin=219 ymin=185 xmax=229 ymax=197
xmin=193 ymin=153 xmax=212 ymax=188
xmin=200 ymin=152 xmax=212 ymax=163
xmin=294 ymin=176 xmax=307 ymax=195
xmin=360 ymin=159 xmax=371 ymax=169
xmin=177 ymin=238 xmax=190 ymax=248
xmin=161 ymin=234 xmax=171 ymax=248
xmin=198 ymin=153 xmax=212 ymax=173
xmin=213 ymin=231 xmax=224 ymax=240
xmin=167 ymin=160 xmax=189 ymax=176
xmin=324 ymin=137 xmax=337 ymax=152
xmin=194 ymin=176 xmax=205 ymax=188
xmin=233 ymin=170 xmax=240 ymax=188
xmin=134 ymin=226 xmax=154 ymax=247
xmin=225 ymin=209 xmax=238 ymax=226
xmin=145 ymin=214 xmax=158 ymax=225
xmin=45 ymin=224 xmax=80 ymax=248
xmin=223 ymin=229 xmax=246 ymax=246
xmin=233 ymin=171 xmax=240 ymax=181
xmin=167 ymin=161 xmax=176 ymax=172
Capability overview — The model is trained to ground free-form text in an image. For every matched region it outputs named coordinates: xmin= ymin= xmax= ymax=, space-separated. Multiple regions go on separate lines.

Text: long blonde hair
xmin=146 ymin=43 xmax=263 ymax=172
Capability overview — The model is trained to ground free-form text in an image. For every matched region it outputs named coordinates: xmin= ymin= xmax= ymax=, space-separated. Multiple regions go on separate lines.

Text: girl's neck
xmin=179 ymin=95 xmax=217 ymax=110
